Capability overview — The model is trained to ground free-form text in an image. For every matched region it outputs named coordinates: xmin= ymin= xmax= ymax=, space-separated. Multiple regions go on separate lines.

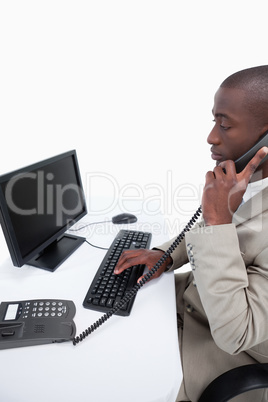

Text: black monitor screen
xmin=0 ymin=150 xmax=87 ymax=270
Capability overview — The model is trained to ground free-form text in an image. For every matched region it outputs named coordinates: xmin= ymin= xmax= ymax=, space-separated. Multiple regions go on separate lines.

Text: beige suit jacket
xmin=158 ymin=187 xmax=268 ymax=401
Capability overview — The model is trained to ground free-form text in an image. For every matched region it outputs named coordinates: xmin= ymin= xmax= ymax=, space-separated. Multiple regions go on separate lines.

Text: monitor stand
xmin=27 ymin=234 xmax=86 ymax=272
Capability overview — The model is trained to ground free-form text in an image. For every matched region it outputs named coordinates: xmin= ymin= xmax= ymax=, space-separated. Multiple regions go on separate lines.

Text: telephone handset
xmin=0 ymin=299 xmax=76 ymax=349
xmin=73 ymin=132 xmax=268 ymax=345
xmin=234 ymin=131 xmax=268 ymax=173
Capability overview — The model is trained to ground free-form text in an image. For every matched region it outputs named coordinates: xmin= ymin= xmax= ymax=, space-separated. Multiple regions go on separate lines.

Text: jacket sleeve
xmin=185 ymin=223 xmax=268 ymax=355
xmin=154 ymin=235 xmax=189 ymax=271
xmin=155 ymin=221 xmax=206 ymax=271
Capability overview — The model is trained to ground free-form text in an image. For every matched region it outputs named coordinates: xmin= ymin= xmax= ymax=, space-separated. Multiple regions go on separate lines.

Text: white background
xmin=1 ymin=0 xmax=268 ymax=245
xmin=0 ymin=4 xmax=267 ymax=399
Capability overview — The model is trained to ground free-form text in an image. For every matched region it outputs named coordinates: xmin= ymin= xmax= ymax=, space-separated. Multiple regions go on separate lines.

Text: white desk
xmin=0 ymin=214 xmax=182 ymax=402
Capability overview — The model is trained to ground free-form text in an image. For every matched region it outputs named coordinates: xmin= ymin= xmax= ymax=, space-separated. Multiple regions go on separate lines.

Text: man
xmin=115 ymin=65 xmax=268 ymax=401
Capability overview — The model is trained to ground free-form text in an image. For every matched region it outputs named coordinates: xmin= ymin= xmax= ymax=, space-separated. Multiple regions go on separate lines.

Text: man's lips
xmin=211 ymin=152 xmax=223 ymax=161
xmin=210 ymin=147 xmax=223 ymax=161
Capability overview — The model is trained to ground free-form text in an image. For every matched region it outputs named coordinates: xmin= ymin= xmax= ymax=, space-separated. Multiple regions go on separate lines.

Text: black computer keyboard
xmin=83 ymin=229 xmax=152 ymax=316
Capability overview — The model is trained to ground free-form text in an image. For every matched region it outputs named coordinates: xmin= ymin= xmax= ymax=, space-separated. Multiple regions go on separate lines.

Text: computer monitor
xmin=0 ymin=150 xmax=87 ymax=271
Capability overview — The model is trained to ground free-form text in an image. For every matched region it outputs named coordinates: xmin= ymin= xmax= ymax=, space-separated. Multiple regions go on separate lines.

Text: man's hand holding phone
xmin=202 ymin=146 xmax=268 ymax=226
xmin=114 ymin=146 xmax=268 ymax=282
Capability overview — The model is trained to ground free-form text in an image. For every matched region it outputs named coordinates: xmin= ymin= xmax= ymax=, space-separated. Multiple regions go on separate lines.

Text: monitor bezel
xmin=0 ymin=150 xmax=87 ymax=269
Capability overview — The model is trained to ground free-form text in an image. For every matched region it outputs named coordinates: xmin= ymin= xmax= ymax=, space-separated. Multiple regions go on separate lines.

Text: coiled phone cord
xmin=73 ymin=206 xmax=202 ymax=345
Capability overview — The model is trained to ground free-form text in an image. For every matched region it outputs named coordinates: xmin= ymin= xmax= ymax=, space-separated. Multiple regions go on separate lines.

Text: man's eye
xmin=220 ymin=124 xmax=230 ymax=130
xmin=212 ymin=119 xmax=230 ymax=130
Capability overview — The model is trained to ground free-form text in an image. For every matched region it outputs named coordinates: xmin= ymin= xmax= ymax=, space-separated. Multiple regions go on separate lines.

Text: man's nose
xmin=207 ymin=126 xmax=220 ymax=145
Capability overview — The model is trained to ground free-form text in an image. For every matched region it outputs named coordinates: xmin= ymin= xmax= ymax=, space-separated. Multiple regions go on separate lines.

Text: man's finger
xmin=240 ymin=146 xmax=268 ymax=180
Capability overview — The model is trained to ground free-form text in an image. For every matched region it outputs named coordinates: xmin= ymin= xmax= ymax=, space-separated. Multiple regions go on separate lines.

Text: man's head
xmin=208 ymin=66 xmax=268 ymax=177
xmin=221 ymin=66 xmax=268 ymax=127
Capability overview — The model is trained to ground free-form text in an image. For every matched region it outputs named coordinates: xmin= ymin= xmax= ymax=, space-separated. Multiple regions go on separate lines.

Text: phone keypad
xmin=21 ymin=301 xmax=67 ymax=319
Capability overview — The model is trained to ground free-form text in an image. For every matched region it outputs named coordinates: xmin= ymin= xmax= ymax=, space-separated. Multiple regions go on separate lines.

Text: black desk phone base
xmin=0 ymin=299 xmax=76 ymax=349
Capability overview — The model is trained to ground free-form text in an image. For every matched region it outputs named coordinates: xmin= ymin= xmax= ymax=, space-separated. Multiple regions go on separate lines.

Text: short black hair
xmin=220 ymin=66 xmax=268 ymax=128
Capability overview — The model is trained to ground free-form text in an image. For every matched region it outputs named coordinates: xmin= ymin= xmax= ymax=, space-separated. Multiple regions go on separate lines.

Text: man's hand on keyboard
xmin=114 ymin=249 xmax=172 ymax=283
